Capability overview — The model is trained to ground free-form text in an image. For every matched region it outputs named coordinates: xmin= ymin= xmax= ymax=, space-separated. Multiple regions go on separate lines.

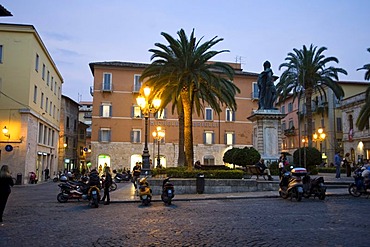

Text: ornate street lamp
xmin=313 ymin=127 xmax=326 ymax=159
xmin=136 ymin=86 xmax=161 ymax=175
xmin=152 ymin=126 xmax=165 ymax=168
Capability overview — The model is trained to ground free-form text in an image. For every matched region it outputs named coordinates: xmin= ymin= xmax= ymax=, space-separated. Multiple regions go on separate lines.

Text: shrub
xmin=293 ymin=147 xmax=321 ymax=171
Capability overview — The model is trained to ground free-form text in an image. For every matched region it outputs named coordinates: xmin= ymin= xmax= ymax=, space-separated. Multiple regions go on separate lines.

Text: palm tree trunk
xmin=181 ymin=92 xmax=194 ymax=171
xmin=305 ymin=88 xmax=313 ymax=147
xmin=177 ymin=109 xmax=186 ymax=166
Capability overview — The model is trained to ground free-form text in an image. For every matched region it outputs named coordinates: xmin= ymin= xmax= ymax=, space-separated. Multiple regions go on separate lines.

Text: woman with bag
xmin=0 ymin=165 xmax=14 ymax=222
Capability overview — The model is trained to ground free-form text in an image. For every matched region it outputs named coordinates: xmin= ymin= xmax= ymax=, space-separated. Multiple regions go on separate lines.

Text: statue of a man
xmin=257 ymin=61 xmax=276 ymax=110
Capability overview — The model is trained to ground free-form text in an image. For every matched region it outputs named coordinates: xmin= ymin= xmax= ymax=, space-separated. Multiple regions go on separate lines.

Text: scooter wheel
xmin=348 ymin=184 xmax=362 ymax=197
xmin=279 ymin=191 xmax=289 ymax=199
xmin=57 ymin=193 xmax=68 ymax=203
xmin=318 ymin=193 xmax=326 ymax=200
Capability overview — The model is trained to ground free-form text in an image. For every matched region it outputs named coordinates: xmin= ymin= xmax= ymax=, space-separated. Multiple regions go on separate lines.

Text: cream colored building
xmin=0 ymin=23 xmax=63 ymax=183
xmin=89 ymin=61 xmax=259 ymax=171
xmin=341 ymin=90 xmax=370 ymax=164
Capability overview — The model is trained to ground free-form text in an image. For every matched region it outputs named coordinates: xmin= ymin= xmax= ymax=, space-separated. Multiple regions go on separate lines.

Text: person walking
xmin=0 ymin=165 xmax=14 ymax=223
xmin=344 ymin=153 xmax=352 ymax=177
xmin=334 ymin=151 xmax=342 ymax=179
xmin=101 ymin=166 xmax=112 ymax=205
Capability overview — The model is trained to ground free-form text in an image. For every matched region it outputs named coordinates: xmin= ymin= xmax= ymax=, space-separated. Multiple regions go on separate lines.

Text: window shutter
xmin=99 ymin=105 xmax=103 ymax=117
xmin=232 ymin=111 xmax=236 ymax=121
xmin=232 ymin=133 xmax=235 ymax=145
xmin=212 ymin=133 xmax=215 ymax=144
xmin=131 ymin=106 xmax=134 ymax=118
xmin=98 ymin=130 xmax=101 ymax=142
xmin=108 ymin=130 xmax=111 ymax=142
xmin=164 ymin=109 xmax=167 ymax=119
xmin=224 ymin=133 xmax=227 ymax=145
xmin=203 ymin=132 xmax=206 ymax=144
xmin=109 ymin=105 xmax=112 ymax=117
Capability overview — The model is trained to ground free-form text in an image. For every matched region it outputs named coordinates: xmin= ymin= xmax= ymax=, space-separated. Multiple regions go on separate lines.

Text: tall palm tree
xmin=140 ymin=29 xmax=240 ymax=170
xmin=277 ymin=44 xmax=347 ymax=146
xmin=356 ymin=48 xmax=370 ymax=131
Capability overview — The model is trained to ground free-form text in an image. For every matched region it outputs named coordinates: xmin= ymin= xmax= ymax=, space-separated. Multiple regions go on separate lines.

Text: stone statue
xmin=257 ymin=61 xmax=276 ymax=110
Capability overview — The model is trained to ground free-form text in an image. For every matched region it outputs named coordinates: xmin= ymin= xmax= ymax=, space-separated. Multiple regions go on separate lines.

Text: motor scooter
xmin=161 ymin=177 xmax=175 ymax=205
xmin=138 ymin=177 xmax=152 ymax=206
xmin=348 ymin=167 xmax=370 ymax=198
xmin=302 ymin=174 xmax=326 ymax=200
xmin=85 ymin=185 xmax=101 ymax=208
xmin=113 ymin=170 xmax=131 ymax=183
xmin=57 ymin=180 xmax=89 ymax=203
xmin=279 ymin=167 xmax=305 ymax=202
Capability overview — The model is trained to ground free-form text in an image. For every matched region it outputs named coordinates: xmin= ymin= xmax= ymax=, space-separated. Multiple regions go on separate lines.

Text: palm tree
xmin=140 ymin=29 xmax=240 ymax=170
xmin=356 ymin=48 xmax=370 ymax=131
xmin=277 ymin=44 xmax=347 ymax=146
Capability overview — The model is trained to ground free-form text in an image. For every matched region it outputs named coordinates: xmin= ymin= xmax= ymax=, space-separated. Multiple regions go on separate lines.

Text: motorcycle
xmin=138 ymin=176 xmax=152 ymax=206
xmin=279 ymin=167 xmax=305 ymax=202
xmin=348 ymin=168 xmax=370 ymax=198
xmin=302 ymin=174 xmax=326 ymax=200
xmin=161 ymin=177 xmax=175 ymax=205
xmin=113 ymin=170 xmax=131 ymax=183
xmin=57 ymin=180 xmax=89 ymax=203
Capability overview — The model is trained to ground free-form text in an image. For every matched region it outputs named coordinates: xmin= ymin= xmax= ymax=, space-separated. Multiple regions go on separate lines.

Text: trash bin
xmin=196 ymin=173 xmax=205 ymax=194
xmin=16 ymin=173 xmax=22 ymax=185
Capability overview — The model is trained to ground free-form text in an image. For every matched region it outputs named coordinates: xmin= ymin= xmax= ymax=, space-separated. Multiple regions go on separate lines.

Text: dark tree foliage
xmin=224 ymin=147 xmax=261 ymax=167
xmin=293 ymin=147 xmax=322 ymax=171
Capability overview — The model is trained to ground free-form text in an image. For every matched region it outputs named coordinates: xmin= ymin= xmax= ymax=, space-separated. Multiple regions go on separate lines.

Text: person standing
xmin=344 ymin=153 xmax=352 ymax=177
xmin=0 ymin=165 xmax=14 ymax=223
xmin=44 ymin=167 xmax=50 ymax=181
xmin=334 ymin=151 xmax=342 ymax=179
xmin=101 ymin=166 xmax=112 ymax=205
xmin=132 ymin=162 xmax=141 ymax=189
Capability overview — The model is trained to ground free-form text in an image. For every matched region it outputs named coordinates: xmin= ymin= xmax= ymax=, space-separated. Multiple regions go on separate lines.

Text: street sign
xmin=5 ymin=144 xmax=13 ymax=152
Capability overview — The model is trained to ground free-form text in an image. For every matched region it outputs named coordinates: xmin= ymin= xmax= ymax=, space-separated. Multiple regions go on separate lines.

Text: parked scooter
xmin=348 ymin=167 xmax=370 ymax=198
xmin=84 ymin=185 xmax=101 ymax=208
xmin=57 ymin=180 xmax=89 ymax=203
xmin=113 ymin=169 xmax=131 ymax=183
xmin=302 ymin=174 xmax=326 ymax=200
xmin=138 ymin=177 xmax=152 ymax=206
xmin=161 ymin=177 xmax=175 ymax=205
xmin=279 ymin=167 xmax=305 ymax=202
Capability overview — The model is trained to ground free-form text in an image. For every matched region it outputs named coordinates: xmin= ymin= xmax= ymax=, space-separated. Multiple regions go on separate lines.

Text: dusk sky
xmin=2 ymin=1 xmax=369 ymax=102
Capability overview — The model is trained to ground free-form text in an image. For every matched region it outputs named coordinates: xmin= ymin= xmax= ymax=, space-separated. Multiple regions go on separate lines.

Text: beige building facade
xmin=89 ymin=61 xmax=259 ymax=171
xmin=0 ymin=23 xmax=63 ymax=183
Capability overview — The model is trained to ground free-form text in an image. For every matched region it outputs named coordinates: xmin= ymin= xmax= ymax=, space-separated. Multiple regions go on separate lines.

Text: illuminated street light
xmin=152 ymin=126 xmax=165 ymax=168
xmin=313 ymin=127 xmax=326 ymax=159
xmin=136 ymin=86 xmax=161 ymax=175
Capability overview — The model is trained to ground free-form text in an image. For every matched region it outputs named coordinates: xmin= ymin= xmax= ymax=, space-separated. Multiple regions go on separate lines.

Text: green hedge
xmin=317 ymin=167 xmax=346 ymax=173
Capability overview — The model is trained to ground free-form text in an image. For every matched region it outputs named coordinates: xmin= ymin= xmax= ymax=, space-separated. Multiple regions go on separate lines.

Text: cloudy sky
xmin=2 ymin=0 xmax=369 ymax=102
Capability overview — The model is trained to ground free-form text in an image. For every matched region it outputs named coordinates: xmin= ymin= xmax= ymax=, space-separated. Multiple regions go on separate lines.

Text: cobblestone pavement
xmin=0 ymin=181 xmax=369 ymax=247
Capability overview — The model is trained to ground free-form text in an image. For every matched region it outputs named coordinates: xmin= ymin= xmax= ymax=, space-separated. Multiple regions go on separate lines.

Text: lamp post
xmin=136 ymin=87 xmax=161 ymax=175
xmin=152 ymin=126 xmax=165 ymax=168
xmin=301 ymin=136 xmax=308 ymax=168
xmin=313 ymin=127 xmax=326 ymax=155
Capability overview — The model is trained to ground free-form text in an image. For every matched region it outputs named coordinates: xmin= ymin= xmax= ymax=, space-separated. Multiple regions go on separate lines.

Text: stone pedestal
xmin=248 ymin=109 xmax=286 ymax=162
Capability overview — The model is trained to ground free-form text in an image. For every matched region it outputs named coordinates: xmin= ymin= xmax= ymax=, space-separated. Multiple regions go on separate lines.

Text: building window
xmin=336 ymin=117 xmax=342 ymax=132
xmin=289 ymin=119 xmax=294 ymax=129
xmin=226 ymin=108 xmax=235 ymax=122
xmin=33 ymin=85 xmax=37 ymax=103
xmin=51 ymin=77 xmax=54 ymax=91
xmin=45 ymin=97 xmax=48 ymax=113
xmin=288 ymin=102 xmax=293 ymax=113
xmin=102 ymin=73 xmax=112 ymax=91
xmin=131 ymin=129 xmax=141 ymax=143
xmin=99 ymin=128 xmax=111 ymax=142
xmin=203 ymin=155 xmax=215 ymax=165
xmin=155 ymin=109 xmax=166 ymax=119
xmin=38 ymin=123 xmax=43 ymax=143
xmin=42 ymin=64 xmax=46 ymax=80
xmin=205 ymin=108 xmax=213 ymax=121
xmin=35 ymin=54 xmax=39 ymax=71
xmin=54 ymin=81 xmax=57 ymax=95
xmin=49 ymin=101 xmax=52 ymax=115
xmin=132 ymin=105 xmax=142 ymax=118
xmin=100 ymin=103 xmax=112 ymax=118
xmin=0 ymin=45 xmax=3 ymax=63
xmin=66 ymin=116 xmax=70 ymax=129
xmin=47 ymin=71 xmax=50 ymax=86
xmin=281 ymin=105 xmax=285 ymax=114
xmin=281 ymin=121 xmax=286 ymax=131
xmin=40 ymin=93 xmax=44 ymax=109
xmin=225 ymin=132 xmax=235 ymax=145
xmin=204 ymin=131 xmax=214 ymax=145
xmin=53 ymin=105 xmax=56 ymax=118
xmin=134 ymin=74 xmax=141 ymax=92
xmin=252 ymin=82 xmax=259 ymax=99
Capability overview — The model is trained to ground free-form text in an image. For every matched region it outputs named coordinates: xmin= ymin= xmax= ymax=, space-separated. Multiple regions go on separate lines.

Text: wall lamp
xmin=2 ymin=126 xmax=10 ymax=138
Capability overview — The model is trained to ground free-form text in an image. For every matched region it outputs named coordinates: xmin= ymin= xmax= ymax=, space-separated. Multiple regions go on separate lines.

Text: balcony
xmin=284 ymin=126 xmax=296 ymax=136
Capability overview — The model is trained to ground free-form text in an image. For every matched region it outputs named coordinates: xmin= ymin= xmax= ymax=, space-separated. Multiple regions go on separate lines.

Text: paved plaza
xmin=0 ymin=176 xmax=369 ymax=247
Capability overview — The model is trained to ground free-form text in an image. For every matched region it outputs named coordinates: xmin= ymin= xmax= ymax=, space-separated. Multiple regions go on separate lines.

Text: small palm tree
xmin=356 ymin=48 xmax=370 ymax=130
xmin=141 ymin=29 xmax=240 ymax=170
xmin=277 ymin=44 xmax=347 ymax=146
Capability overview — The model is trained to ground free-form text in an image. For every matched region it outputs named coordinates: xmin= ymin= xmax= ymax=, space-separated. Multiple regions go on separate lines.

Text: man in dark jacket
xmin=255 ymin=159 xmax=273 ymax=181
